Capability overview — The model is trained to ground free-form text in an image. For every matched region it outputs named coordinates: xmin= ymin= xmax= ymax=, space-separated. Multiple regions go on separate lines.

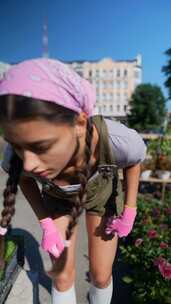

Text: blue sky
xmin=0 ymin=0 xmax=171 ymax=107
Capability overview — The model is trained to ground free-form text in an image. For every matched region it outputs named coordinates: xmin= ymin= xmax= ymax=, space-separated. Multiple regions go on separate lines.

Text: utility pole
xmin=42 ymin=17 xmax=49 ymax=58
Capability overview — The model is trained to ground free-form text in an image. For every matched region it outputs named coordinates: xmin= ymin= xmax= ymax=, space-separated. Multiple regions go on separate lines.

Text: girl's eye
xmin=33 ymin=146 xmax=50 ymax=154
xmin=13 ymin=145 xmax=50 ymax=154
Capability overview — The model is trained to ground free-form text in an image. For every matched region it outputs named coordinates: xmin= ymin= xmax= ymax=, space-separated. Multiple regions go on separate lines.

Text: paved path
xmin=0 ymin=170 xmax=90 ymax=303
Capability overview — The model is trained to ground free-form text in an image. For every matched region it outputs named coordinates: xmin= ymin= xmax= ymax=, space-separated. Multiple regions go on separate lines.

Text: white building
xmin=67 ymin=55 xmax=142 ymax=119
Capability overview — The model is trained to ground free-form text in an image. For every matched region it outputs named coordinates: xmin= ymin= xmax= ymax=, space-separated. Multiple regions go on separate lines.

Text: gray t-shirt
xmin=1 ymin=119 xmax=146 ymax=173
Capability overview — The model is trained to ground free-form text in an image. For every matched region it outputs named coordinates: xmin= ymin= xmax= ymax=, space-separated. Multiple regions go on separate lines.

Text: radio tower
xmin=43 ymin=17 xmax=49 ymax=58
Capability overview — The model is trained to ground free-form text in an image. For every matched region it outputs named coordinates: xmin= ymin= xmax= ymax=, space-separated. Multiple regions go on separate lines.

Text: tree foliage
xmin=162 ymin=48 xmax=171 ymax=99
xmin=128 ymin=84 xmax=166 ymax=132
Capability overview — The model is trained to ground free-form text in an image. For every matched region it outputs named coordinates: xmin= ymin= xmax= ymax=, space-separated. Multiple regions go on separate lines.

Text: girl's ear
xmin=75 ymin=112 xmax=88 ymax=138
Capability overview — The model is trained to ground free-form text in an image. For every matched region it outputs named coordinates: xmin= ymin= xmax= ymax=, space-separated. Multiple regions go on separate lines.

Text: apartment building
xmin=67 ymin=55 xmax=142 ymax=119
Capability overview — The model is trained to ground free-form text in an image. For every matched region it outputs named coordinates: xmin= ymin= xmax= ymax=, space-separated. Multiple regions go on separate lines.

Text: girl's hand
xmin=40 ymin=217 xmax=69 ymax=258
xmin=105 ymin=205 xmax=137 ymax=238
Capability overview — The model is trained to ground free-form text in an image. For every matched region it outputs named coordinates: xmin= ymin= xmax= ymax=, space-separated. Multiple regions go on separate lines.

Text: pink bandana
xmin=0 ymin=58 xmax=96 ymax=117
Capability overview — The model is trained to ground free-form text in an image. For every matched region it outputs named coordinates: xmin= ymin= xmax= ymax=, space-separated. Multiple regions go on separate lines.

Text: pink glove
xmin=0 ymin=226 xmax=8 ymax=235
xmin=40 ymin=217 xmax=70 ymax=258
xmin=105 ymin=205 xmax=137 ymax=238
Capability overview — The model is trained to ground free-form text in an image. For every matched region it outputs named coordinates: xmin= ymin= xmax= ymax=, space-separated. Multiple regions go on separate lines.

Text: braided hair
xmin=0 ymin=151 xmax=23 ymax=266
xmin=65 ymin=117 xmax=93 ymax=240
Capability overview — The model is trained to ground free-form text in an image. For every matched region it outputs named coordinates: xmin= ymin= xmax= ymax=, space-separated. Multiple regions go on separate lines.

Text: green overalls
xmin=30 ymin=116 xmax=124 ymax=217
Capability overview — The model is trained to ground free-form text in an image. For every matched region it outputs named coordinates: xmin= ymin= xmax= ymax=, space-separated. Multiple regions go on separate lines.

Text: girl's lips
xmin=37 ymin=171 xmax=49 ymax=177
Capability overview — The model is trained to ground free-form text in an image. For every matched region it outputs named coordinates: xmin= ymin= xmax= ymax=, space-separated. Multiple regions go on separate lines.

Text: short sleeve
xmin=1 ymin=143 xmax=14 ymax=173
xmin=105 ymin=119 xmax=147 ymax=168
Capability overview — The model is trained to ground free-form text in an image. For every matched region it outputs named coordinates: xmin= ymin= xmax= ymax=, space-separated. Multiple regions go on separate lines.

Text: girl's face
xmin=2 ymin=117 xmax=86 ymax=179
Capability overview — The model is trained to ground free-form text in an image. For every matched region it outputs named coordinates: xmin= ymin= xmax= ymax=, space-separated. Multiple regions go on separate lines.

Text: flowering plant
xmin=147 ymin=139 xmax=171 ymax=157
xmin=147 ymin=138 xmax=171 ymax=170
xmin=120 ymin=193 xmax=171 ymax=303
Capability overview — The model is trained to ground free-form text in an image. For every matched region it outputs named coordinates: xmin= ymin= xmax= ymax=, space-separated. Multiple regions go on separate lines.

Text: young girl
xmin=0 ymin=58 xmax=146 ymax=304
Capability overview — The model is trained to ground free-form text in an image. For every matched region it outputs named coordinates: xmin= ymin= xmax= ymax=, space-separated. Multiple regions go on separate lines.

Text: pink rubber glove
xmin=105 ymin=205 xmax=137 ymax=238
xmin=40 ymin=217 xmax=70 ymax=258
xmin=0 ymin=226 xmax=8 ymax=235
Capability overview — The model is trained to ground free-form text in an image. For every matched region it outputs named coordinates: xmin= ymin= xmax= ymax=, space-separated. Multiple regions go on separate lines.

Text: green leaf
xmin=165 ymin=296 xmax=171 ymax=303
xmin=4 ymin=240 xmax=16 ymax=262
xmin=122 ymin=276 xmax=133 ymax=284
xmin=0 ymin=269 xmax=4 ymax=281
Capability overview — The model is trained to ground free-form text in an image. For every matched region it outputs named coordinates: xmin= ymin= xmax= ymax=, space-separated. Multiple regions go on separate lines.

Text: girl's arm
xmin=123 ymin=162 xmax=141 ymax=208
xmin=19 ymin=175 xmax=47 ymax=221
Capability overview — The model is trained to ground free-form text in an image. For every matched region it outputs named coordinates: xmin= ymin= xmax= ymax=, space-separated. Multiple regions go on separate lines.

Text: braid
xmin=0 ymin=152 xmax=23 ymax=264
xmin=66 ymin=117 xmax=94 ymax=240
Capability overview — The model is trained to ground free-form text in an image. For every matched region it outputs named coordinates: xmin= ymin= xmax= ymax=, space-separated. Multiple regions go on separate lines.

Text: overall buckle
xmin=97 ymin=164 xmax=117 ymax=177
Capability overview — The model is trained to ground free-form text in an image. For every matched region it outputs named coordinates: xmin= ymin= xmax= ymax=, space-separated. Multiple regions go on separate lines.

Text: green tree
xmin=162 ymin=48 xmax=171 ymax=99
xmin=127 ymin=83 xmax=166 ymax=132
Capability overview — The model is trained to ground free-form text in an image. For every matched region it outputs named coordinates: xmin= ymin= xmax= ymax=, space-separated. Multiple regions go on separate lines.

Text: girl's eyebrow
xmin=4 ymin=138 xmax=55 ymax=147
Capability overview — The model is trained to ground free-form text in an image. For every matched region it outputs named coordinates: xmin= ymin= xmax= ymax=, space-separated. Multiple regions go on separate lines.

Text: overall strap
xmin=92 ymin=115 xmax=117 ymax=177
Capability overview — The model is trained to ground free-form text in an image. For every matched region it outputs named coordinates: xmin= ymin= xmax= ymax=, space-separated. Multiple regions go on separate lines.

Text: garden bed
xmin=0 ymin=235 xmax=24 ymax=304
xmin=112 ymin=193 xmax=171 ymax=304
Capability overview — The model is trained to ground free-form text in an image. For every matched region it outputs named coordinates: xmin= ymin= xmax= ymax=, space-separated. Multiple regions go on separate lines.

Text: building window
xmin=124 ymin=105 xmax=127 ymax=112
xmin=110 ymin=92 xmax=113 ymax=100
xmin=110 ymin=69 xmax=113 ymax=75
xmin=96 ymin=80 xmax=100 ymax=88
xmin=102 ymin=69 xmax=107 ymax=77
xmin=109 ymin=81 xmax=113 ymax=89
xmin=102 ymin=92 xmax=106 ymax=101
xmin=96 ymin=86 xmax=100 ymax=93
xmin=123 ymin=81 xmax=128 ymax=89
xmin=116 ymin=69 xmax=120 ymax=77
xmin=106 ymin=93 xmax=109 ymax=101
xmin=117 ymin=93 xmax=120 ymax=101
xmin=116 ymin=81 xmax=120 ymax=89
xmin=117 ymin=105 xmax=120 ymax=112
xmin=110 ymin=105 xmax=113 ymax=112
xmin=103 ymin=81 xmax=107 ymax=89
xmin=89 ymin=71 xmax=92 ymax=77
xmin=103 ymin=105 xmax=106 ymax=112
xmin=124 ymin=92 xmax=128 ymax=100
xmin=112 ymin=81 xmax=115 ymax=89
xmin=124 ymin=69 xmax=127 ymax=77
xmin=96 ymin=69 xmax=100 ymax=77
xmin=96 ymin=92 xmax=99 ymax=103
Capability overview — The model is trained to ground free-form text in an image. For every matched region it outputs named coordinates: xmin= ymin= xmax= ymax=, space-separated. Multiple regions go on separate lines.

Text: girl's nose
xmin=23 ymin=150 xmax=40 ymax=173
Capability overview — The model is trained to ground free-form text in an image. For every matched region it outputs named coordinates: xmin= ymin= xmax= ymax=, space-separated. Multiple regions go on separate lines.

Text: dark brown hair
xmin=0 ymin=95 xmax=93 ymax=243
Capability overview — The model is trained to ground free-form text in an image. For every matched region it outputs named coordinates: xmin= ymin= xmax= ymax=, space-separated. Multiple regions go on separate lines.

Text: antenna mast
xmin=43 ymin=17 xmax=49 ymax=58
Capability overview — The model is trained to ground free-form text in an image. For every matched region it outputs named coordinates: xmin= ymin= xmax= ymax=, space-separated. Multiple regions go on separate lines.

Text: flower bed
xmin=119 ymin=194 xmax=171 ymax=304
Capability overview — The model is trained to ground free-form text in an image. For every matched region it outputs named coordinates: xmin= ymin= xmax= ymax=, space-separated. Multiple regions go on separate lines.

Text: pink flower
xmin=164 ymin=207 xmax=171 ymax=215
xmin=158 ymin=260 xmax=171 ymax=280
xmin=147 ymin=229 xmax=158 ymax=239
xmin=152 ymin=208 xmax=161 ymax=217
xmin=160 ymin=242 xmax=169 ymax=249
xmin=135 ymin=238 xmax=143 ymax=247
xmin=142 ymin=216 xmax=150 ymax=225
xmin=159 ymin=224 xmax=168 ymax=230
xmin=153 ymin=256 xmax=166 ymax=267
